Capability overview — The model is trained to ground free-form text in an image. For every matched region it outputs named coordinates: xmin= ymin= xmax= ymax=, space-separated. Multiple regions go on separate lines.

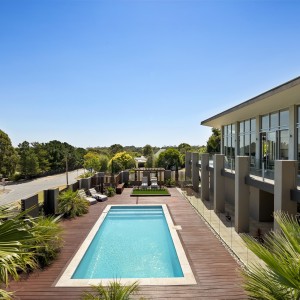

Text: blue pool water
xmin=72 ymin=206 xmax=183 ymax=279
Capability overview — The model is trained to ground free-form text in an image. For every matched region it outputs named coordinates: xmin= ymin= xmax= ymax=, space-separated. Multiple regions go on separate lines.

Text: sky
xmin=1 ymin=0 xmax=300 ymax=149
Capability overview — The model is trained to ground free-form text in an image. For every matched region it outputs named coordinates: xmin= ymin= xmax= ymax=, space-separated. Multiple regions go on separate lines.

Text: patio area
xmin=8 ymin=188 xmax=247 ymax=299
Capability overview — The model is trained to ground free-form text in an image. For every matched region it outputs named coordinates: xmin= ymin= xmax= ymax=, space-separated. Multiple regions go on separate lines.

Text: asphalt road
xmin=0 ymin=169 xmax=85 ymax=205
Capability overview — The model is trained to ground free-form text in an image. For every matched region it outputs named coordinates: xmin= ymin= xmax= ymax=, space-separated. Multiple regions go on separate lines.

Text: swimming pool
xmin=56 ymin=204 xmax=196 ymax=286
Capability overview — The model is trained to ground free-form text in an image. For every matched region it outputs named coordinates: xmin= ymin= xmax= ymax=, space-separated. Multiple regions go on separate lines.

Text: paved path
xmin=0 ymin=169 xmax=85 ymax=205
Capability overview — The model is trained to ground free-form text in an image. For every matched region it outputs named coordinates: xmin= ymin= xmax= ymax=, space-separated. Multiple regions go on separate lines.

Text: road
xmin=0 ymin=169 xmax=85 ymax=205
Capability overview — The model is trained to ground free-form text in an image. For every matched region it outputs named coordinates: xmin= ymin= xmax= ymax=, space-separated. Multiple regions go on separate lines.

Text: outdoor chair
xmin=141 ymin=176 xmax=148 ymax=189
xmin=89 ymin=188 xmax=108 ymax=202
xmin=78 ymin=189 xmax=97 ymax=205
xmin=151 ymin=177 xmax=158 ymax=189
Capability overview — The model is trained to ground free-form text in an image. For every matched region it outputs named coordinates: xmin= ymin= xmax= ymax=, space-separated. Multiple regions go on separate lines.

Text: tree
xmin=146 ymin=154 xmax=154 ymax=168
xmin=156 ymin=148 xmax=183 ymax=170
xmin=31 ymin=142 xmax=50 ymax=174
xmin=199 ymin=145 xmax=207 ymax=153
xmin=44 ymin=140 xmax=66 ymax=172
xmin=178 ymin=143 xmax=192 ymax=154
xmin=206 ymin=128 xmax=221 ymax=154
xmin=143 ymin=144 xmax=153 ymax=157
xmin=83 ymin=152 xmax=101 ymax=172
xmin=109 ymin=144 xmax=124 ymax=156
xmin=99 ymin=155 xmax=109 ymax=172
xmin=242 ymin=211 xmax=300 ymax=299
xmin=0 ymin=129 xmax=18 ymax=177
xmin=17 ymin=141 xmax=40 ymax=178
xmin=110 ymin=151 xmax=135 ymax=173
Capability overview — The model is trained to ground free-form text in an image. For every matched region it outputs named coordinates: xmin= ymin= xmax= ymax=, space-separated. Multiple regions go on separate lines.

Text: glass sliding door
xmin=279 ymin=130 xmax=289 ymax=160
xmin=267 ymin=132 xmax=276 ymax=170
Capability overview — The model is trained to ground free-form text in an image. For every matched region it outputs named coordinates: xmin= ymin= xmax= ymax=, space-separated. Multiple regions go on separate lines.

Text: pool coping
xmin=55 ymin=204 xmax=196 ymax=286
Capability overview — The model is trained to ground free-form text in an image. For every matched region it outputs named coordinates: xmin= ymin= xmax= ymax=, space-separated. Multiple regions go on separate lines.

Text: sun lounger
xmin=89 ymin=188 xmax=108 ymax=202
xmin=78 ymin=189 xmax=97 ymax=205
xmin=151 ymin=177 xmax=158 ymax=189
xmin=141 ymin=176 xmax=148 ymax=189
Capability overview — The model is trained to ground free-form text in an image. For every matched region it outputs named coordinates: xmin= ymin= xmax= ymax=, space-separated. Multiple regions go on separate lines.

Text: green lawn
xmin=131 ymin=189 xmax=170 ymax=195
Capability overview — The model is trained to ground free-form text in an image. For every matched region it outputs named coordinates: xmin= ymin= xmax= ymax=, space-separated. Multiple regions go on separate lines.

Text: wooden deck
xmin=8 ymin=188 xmax=247 ymax=299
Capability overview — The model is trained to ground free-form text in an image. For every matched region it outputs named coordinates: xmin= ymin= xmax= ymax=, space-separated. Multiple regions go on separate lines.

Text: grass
xmin=131 ymin=189 xmax=170 ymax=195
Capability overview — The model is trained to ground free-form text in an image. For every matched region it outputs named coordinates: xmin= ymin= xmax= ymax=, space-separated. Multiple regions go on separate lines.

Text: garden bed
xmin=130 ymin=188 xmax=170 ymax=197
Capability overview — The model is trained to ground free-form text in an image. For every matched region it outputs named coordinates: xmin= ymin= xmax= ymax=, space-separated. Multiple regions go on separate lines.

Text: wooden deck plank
xmin=7 ymin=188 xmax=248 ymax=299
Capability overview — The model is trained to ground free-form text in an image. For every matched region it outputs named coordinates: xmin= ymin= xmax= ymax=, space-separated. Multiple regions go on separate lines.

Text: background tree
xmin=206 ymin=128 xmax=221 ymax=153
xmin=199 ymin=145 xmax=207 ymax=153
xmin=73 ymin=147 xmax=87 ymax=169
xmin=143 ymin=144 xmax=153 ymax=157
xmin=109 ymin=144 xmax=124 ymax=157
xmin=44 ymin=140 xmax=66 ymax=172
xmin=17 ymin=141 xmax=40 ymax=178
xmin=83 ymin=152 xmax=101 ymax=172
xmin=156 ymin=148 xmax=183 ymax=170
xmin=146 ymin=154 xmax=154 ymax=168
xmin=178 ymin=143 xmax=192 ymax=164
xmin=31 ymin=142 xmax=50 ymax=174
xmin=109 ymin=151 xmax=135 ymax=173
xmin=178 ymin=143 xmax=192 ymax=154
xmin=99 ymin=155 xmax=109 ymax=172
xmin=0 ymin=129 xmax=19 ymax=177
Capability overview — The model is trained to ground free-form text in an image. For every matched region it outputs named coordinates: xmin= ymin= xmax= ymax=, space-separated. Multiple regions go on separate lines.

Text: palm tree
xmin=82 ymin=280 xmax=143 ymax=300
xmin=241 ymin=211 xmax=300 ymax=299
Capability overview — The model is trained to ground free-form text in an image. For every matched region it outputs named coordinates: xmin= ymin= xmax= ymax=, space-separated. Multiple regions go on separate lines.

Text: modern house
xmin=186 ymin=76 xmax=300 ymax=233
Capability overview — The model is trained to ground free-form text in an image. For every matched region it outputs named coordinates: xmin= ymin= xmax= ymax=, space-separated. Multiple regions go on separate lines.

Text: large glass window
xmin=260 ymin=109 xmax=289 ymax=171
xmin=223 ymin=123 xmax=235 ymax=159
xmin=239 ymin=118 xmax=256 ymax=166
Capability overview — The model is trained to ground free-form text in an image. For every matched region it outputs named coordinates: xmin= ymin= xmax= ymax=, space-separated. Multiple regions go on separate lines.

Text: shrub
xmin=165 ymin=179 xmax=175 ymax=187
xmin=0 ymin=289 xmax=14 ymax=300
xmin=58 ymin=189 xmax=89 ymax=218
xmin=27 ymin=215 xmax=63 ymax=267
xmin=82 ymin=280 xmax=141 ymax=300
xmin=106 ymin=187 xmax=116 ymax=197
xmin=241 ymin=211 xmax=300 ymax=299
xmin=79 ymin=171 xmax=95 ymax=179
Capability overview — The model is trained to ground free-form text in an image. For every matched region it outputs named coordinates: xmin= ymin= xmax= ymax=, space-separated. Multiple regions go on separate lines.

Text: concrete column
xmin=192 ymin=152 xmax=200 ymax=192
xmin=274 ymin=160 xmax=297 ymax=231
xmin=289 ymin=105 xmax=296 ymax=160
xmin=235 ymin=156 xmax=250 ymax=233
xmin=213 ymin=154 xmax=225 ymax=213
xmin=185 ymin=152 xmax=192 ymax=180
xmin=201 ymin=153 xmax=209 ymax=201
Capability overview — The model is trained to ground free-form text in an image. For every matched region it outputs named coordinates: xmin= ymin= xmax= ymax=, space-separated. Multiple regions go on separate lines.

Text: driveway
xmin=0 ymin=169 xmax=85 ymax=205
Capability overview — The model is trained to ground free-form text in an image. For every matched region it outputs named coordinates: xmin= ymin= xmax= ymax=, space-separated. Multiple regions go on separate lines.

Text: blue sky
xmin=1 ymin=0 xmax=300 ymax=148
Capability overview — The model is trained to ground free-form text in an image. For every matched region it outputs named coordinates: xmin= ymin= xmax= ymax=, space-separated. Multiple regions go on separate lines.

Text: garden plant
xmin=242 ymin=211 xmax=300 ymax=299
xmin=58 ymin=189 xmax=89 ymax=218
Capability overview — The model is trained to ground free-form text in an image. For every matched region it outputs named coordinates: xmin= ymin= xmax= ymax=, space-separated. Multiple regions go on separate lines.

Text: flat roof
xmin=201 ymin=76 xmax=300 ymax=128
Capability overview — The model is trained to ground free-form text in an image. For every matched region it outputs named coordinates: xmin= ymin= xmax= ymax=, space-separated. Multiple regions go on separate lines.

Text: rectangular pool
xmin=56 ymin=204 xmax=196 ymax=286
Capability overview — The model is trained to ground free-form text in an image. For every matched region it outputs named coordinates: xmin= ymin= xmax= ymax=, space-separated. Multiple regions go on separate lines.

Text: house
xmin=187 ymin=76 xmax=300 ymax=233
